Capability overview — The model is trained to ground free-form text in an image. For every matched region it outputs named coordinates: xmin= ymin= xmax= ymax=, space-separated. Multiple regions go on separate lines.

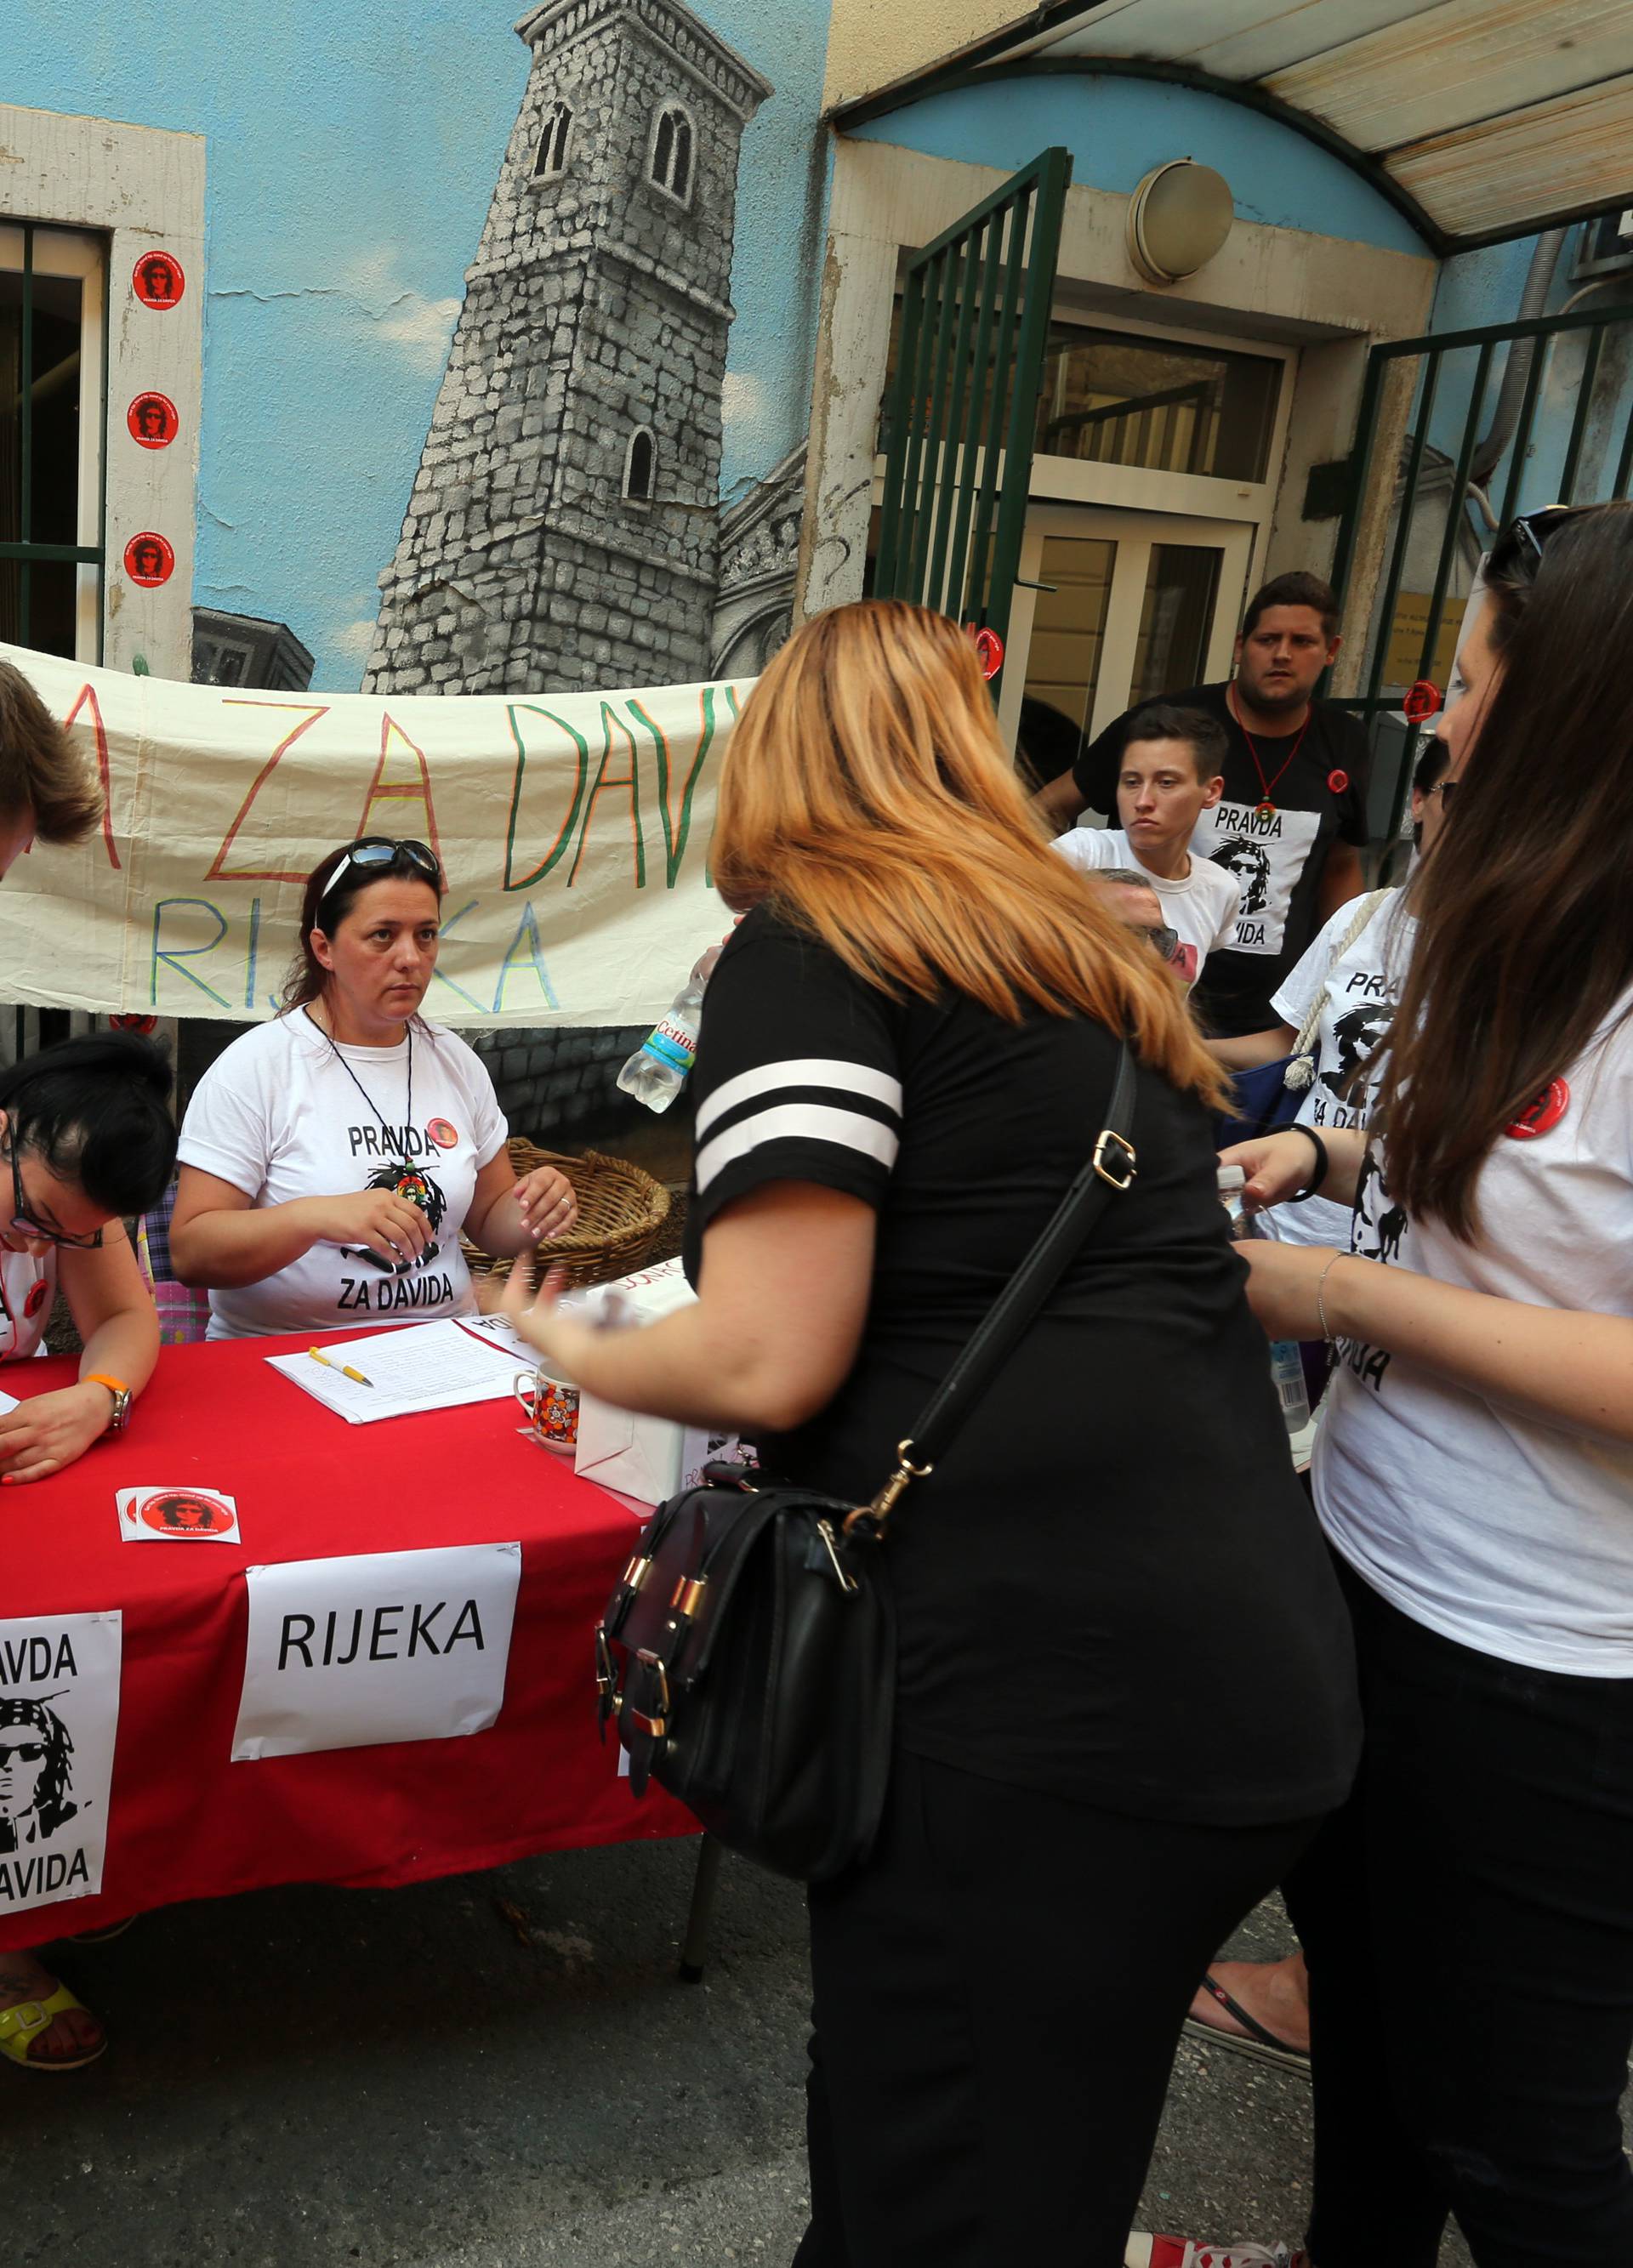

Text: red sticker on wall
xmin=123 ymin=533 xmax=174 ymax=588
xmin=110 ymin=1013 xmax=158 ymax=1034
xmin=970 ymin=626 xmax=1004 ymax=681
xmin=1505 ymin=1078 xmax=1569 ymax=1140
xmin=1403 ymin=679 xmax=1442 ymax=725
xmin=127 ymin=393 xmax=179 ymax=450
xmin=133 ymin=251 xmax=185 ymax=309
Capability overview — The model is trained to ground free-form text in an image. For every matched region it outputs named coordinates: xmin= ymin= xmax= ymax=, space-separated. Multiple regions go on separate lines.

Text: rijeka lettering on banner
xmin=0 ymin=1611 xmax=122 ymax=1917
xmin=231 ymin=1543 xmax=521 ymax=1761
xmin=0 ymin=642 xmax=736 ymax=1027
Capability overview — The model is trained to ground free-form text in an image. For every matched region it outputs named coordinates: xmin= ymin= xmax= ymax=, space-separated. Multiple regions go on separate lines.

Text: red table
xmin=0 ymin=1330 xmax=695 ymax=1951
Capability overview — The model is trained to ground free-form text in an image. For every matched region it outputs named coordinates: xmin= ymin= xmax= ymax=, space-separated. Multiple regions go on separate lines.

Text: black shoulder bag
xmin=595 ymin=1043 xmax=1137 ymax=1883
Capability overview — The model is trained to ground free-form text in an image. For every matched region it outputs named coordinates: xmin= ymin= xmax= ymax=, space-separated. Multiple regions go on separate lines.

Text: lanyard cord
xmin=305 ymin=1009 xmax=413 ymax=1163
xmin=1228 ymin=683 xmax=1311 ymax=811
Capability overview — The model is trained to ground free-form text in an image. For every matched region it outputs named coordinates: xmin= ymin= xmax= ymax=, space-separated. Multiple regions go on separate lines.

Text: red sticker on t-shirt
xmin=133 ymin=251 xmax=185 ymax=309
xmin=425 ymin=1117 xmax=458 ymax=1150
xmin=123 ymin=532 xmax=174 ymax=588
xmin=1328 ymin=769 xmax=1349 ymax=795
xmin=1505 ymin=1078 xmax=1569 ymax=1140
xmin=23 ymin=1279 xmax=48 ymax=1319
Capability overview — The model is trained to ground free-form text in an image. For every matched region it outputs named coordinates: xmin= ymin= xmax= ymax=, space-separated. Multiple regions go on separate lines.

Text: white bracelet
xmin=1315 ymin=1253 xmax=1344 ymax=1344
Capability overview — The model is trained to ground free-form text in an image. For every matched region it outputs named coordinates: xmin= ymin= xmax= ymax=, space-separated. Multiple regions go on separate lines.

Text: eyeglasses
xmin=1433 ymin=779 xmax=1459 ymax=804
xmin=1503 ymin=504 xmax=1585 ymax=577
xmin=318 ymin=838 xmax=441 ymax=902
xmin=1140 ymin=924 xmax=1182 ymax=963
xmin=5 ymin=1142 xmax=104 ymax=1249
xmin=0 ymin=1742 xmax=45 ymax=1768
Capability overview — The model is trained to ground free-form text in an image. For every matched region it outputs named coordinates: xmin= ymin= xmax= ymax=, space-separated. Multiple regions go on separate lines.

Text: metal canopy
xmin=832 ymin=0 xmax=1633 ymax=255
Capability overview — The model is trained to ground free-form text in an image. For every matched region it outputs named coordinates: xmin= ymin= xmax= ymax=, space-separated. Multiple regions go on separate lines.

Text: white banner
xmin=0 ymin=1611 xmax=122 ymax=1917
xmin=231 ymin=1542 xmax=521 ymax=1760
xmin=0 ymin=645 xmax=739 ymax=1026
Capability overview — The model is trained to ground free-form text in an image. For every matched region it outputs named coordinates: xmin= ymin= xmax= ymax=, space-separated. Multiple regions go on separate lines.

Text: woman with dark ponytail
xmin=0 ymin=1031 xmax=177 ymax=2076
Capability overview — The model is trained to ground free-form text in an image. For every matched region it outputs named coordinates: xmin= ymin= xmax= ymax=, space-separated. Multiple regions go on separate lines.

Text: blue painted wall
xmin=851 ymin=73 xmax=1426 ymax=258
xmin=6 ymin=2 xmax=831 ymax=689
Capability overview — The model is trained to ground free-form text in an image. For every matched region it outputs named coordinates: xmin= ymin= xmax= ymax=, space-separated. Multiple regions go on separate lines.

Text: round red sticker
xmin=1403 ymin=679 xmax=1442 ymax=725
xmin=1505 ymin=1078 xmax=1569 ymax=1140
xmin=23 ymin=1279 xmax=48 ymax=1320
xmin=123 ymin=532 xmax=174 ymax=588
xmin=133 ymin=251 xmax=185 ymax=310
xmin=110 ymin=1013 xmax=158 ymax=1034
xmin=969 ymin=626 xmax=1004 ymax=681
xmin=136 ymin=1490 xmax=234 ymax=1538
xmin=425 ymin=1117 xmax=458 ymax=1150
xmin=1328 ymin=768 xmax=1350 ymax=795
xmin=127 ymin=392 xmax=179 ymax=450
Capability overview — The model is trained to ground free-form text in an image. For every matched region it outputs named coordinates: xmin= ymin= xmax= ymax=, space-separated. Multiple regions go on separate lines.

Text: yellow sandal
xmin=0 ymin=1981 xmax=107 ymax=2072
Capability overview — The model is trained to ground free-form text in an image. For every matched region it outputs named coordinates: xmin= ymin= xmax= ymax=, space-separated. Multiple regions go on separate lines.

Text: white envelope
xmin=572 ymin=1259 xmax=748 ymax=1507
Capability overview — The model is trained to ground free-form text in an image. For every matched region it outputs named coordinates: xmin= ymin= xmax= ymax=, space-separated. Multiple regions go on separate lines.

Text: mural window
xmin=624 ymin=426 xmax=656 ymax=503
xmin=648 ymin=103 xmax=695 ymax=205
xmin=0 ymin=221 xmax=105 ymax=662
xmin=532 ymin=99 xmax=572 ymax=181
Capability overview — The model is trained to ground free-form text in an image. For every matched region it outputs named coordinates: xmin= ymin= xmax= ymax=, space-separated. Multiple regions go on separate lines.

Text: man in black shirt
xmin=1033 ymin=571 xmax=1370 ymax=1035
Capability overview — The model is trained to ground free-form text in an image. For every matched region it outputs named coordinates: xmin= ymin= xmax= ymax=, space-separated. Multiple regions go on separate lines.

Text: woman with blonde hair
xmin=504 ymin=600 xmax=1359 ymax=2265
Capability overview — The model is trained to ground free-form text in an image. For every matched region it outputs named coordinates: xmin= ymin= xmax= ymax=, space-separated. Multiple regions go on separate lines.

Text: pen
xmin=308 ymin=1346 xmax=375 ymax=1388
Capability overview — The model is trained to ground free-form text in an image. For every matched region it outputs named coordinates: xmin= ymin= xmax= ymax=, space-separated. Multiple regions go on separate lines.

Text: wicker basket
xmin=463 ymin=1138 xmax=672 ymax=1291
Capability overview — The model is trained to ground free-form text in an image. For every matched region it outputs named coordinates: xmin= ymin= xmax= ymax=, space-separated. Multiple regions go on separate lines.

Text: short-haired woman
xmin=0 ymin=1033 xmax=178 ymax=2073
xmin=501 ymin=600 xmax=1360 ymax=2264
xmin=1174 ymin=502 xmax=1633 ymax=2268
xmin=170 ymin=838 xmax=576 ymax=1335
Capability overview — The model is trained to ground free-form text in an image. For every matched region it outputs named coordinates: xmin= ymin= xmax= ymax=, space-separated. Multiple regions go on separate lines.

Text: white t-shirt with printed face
xmin=1191 ymin=799 xmax=1321 ymax=962
xmin=1051 ymin=827 xmax=1243 ymax=986
xmin=1260 ymin=891 xmax=1414 ymax=1249
xmin=177 ymin=1011 xmax=509 ymax=1339
xmin=1316 ymin=997 xmax=1633 ymax=1677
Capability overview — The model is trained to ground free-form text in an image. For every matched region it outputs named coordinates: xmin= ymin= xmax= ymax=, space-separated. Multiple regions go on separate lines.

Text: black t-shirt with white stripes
xmin=684 ymin=907 xmax=1359 ymax=1825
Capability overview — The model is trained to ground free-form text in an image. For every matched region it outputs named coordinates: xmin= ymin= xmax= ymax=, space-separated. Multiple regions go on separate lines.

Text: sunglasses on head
xmin=1501 ymin=503 xmax=1585 ymax=577
xmin=318 ymin=839 xmax=440 ymax=902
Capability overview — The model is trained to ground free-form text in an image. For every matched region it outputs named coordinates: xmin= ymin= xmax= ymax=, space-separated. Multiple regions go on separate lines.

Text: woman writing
xmin=500 ymin=601 xmax=1359 ymax=2265
xmin=1166 ymin=502 xmax=1633 ymax=2268
xmin=170 ymin=838 xmax=576 ymax=1334
xmin=0 ymin=1033 xmax=179 ymax=2073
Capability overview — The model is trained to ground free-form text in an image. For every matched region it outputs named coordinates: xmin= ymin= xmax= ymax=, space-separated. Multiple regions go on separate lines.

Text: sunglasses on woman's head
xmin=319 ymin=839 xmax=441 ymax=901
xmin=1504 ymin=504 xmax=1585 ymax=577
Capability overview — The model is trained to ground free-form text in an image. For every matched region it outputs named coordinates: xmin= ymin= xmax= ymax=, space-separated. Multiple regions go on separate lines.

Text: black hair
xmin=0 ymin=1033 xmax=177 ymax=1219
xmin=1121 ymin=702 xmax=1229 ymax=783
xmin=1241 ymin=571 xmax=1340 ymax=642
xmin=282 ymin=838 xmax=447 ymax=1013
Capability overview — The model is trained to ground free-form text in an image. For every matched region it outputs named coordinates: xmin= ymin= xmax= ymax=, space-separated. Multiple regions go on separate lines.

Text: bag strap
xmin=848 ymin=1041 xmax=1137 ymax=1535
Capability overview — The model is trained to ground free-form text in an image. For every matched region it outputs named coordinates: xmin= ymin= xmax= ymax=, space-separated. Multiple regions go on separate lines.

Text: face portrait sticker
xmin=133 ymin=251 xmax=185 ymax=310
xmin=127 ymin=392 xmax=179 ymax=450
xmin=425 ymin=1118 xmax=458 ymax=1151
xmin=123 ymin=532 xmax=175 ymax=588
xmin=118 ymin=1487 xmax=242 ymax=1544
xmin=1505 ymin=1078 xmax=1570 ymax=1140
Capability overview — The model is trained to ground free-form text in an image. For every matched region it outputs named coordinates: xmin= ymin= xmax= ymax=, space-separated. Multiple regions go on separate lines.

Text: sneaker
xmin=1125 ymin=2238 xmax=1308 ymax=2268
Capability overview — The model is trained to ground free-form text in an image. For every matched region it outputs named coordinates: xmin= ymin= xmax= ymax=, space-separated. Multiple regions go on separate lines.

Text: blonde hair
xmin=713 ymin=600 xmax=1225 ymax=1107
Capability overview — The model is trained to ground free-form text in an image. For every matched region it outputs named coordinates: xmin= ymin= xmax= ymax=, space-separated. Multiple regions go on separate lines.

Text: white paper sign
xmin=231 ymin=1543 xmax=521 ymax=1761
xmin=0 ymin=1611 xmax=122 ymax=1917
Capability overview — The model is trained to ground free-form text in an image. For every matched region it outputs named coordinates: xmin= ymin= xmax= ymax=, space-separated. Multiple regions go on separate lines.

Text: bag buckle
xmin=844 ymin=1438 xmax=933 ymax=1538
xmin=625 ymin=1647 xmax=672 ymax=1740
xmin=816 ymin=1517 xmax=858 ymax=1594
xmin=1092 ymin=1128 xmax=1137 ymax=1190
xmin=594 ymin=1624 xmax=619 ymax=1736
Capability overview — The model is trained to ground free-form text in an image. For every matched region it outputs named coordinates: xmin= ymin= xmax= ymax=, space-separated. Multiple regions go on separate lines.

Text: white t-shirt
xmin=1051 ymin=826 xmax=1242 ymax=986
xmin=177 ymin=1011 xmax=509 ymax=1339
xmin=0 ymin=1248 xmax=55 ymax=1361
xmin=1260 ymin=890 xmax=1413 ymax=1249
xmin=1316 ymin=996 xmax=1633 ymax=1676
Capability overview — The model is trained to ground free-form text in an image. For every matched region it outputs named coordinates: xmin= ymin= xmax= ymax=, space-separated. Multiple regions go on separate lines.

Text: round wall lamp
xmin=1126 ymin=159 xmax=1234 ymax=284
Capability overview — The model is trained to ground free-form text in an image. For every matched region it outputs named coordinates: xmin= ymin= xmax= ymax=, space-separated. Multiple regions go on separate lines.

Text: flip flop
xmin=0 ymin=1981 xmax=108 ymax=2072
xmin=1182 ymin=1972 xmax=1311 ymax=2078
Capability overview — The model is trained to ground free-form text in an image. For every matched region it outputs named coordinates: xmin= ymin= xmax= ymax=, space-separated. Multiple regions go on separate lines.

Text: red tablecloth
xmin=0 ymin=1330 xmax=694 ymax=1950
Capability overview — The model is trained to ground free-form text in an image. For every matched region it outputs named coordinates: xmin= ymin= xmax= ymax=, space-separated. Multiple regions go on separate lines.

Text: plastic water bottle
xmin=617 ymin=948 xmax=719 ymax=1113
xmin=1217 ymin=1165 xmax=1312 ymax=1436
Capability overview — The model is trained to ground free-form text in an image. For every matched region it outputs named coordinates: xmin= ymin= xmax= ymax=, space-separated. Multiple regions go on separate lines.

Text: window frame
xmin=623 ymin=424 xmax=657 ymax=506
xmin=531 ymin=98 xmax=572 ymax=185
xmin=646 ymin=99 xmax=697 ymax=209
xmin=0 ymin=220 xmax=107 ymax=663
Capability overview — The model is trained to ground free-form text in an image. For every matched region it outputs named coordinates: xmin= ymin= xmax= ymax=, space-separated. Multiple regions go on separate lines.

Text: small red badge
xmin=111 ymin=1013 xmax=158 ymax=1034
xmin=123 ymin=532 xmax=174 ymax=588
xmin=1505 ymin=1078 xmax=1569 ymax=1140
xmin=127 ymin=392 xmax=179 ymax=450
xmin=1328 ymin=768 xmax=1349 ymax=795
xmin=964 ymin=624 xmax=1004 ymax=680
xmin=1403 ymin=679 xmax=1442 ymax=725
xmin=133 ymin=251 xmax=185 ymax=310
xmin=24 ymin=1279 xmax=48 ymax=1319
xmin=425 ymin=1117 xmax=458 ymax=1150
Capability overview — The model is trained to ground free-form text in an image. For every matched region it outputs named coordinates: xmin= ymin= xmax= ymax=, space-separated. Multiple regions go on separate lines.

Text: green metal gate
xmin=1329 ymin=295 xmax=1633 ymax=744
xmin=873 ymin=146 xmax=1073 ymax=688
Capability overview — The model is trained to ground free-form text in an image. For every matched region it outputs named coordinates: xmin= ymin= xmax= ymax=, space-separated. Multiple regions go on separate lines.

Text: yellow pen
xmin=308 ymin=1346 xmax=375 ymax=1389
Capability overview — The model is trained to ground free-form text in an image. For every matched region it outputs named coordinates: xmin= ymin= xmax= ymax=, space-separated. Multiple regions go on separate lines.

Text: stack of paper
xmin=266 ymin=1319 xmax=521 ymax=1425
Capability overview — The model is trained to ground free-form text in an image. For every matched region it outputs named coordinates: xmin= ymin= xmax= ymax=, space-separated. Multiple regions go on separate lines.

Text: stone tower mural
xmin=366 ymin=0 xmax=773 ymax=696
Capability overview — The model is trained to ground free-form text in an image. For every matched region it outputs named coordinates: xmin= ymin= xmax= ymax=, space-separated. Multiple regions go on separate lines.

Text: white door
xmin=998 ymin=505 xmax=1255 ymax=803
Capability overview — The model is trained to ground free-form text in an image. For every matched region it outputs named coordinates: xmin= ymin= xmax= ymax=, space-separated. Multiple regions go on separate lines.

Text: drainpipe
xmin=1466 ymin=227 xmax=1570 ymax=497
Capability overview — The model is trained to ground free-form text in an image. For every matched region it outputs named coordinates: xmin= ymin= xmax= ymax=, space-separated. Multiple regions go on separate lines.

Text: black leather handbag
xmin=595 ymin=1043 xmax=1138 ymax=1883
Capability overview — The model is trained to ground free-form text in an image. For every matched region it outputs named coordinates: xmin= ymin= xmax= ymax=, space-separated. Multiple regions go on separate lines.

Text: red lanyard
xmin=1228 ymin=685 xmax=1310 ymax=816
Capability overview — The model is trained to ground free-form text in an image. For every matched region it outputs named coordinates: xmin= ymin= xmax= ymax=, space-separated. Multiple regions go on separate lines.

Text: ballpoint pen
xmin=308 ymin=1346 xmax=375 ymax=1388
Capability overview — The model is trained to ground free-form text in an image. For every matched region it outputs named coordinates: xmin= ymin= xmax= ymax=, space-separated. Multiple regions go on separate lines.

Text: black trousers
xmin=1284 ymin=1560 xmax=1633 ymax=2267
xmin=791 ymin=1748 xmax=1320 ymax=2267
